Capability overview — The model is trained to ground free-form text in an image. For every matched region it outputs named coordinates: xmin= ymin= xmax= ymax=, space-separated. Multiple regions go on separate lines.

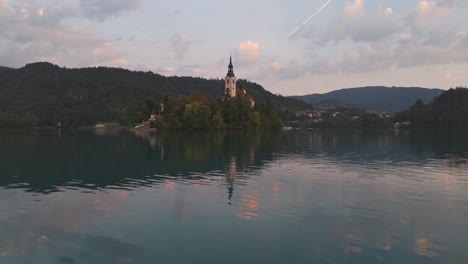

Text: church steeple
xmin=225 ymin=54 xmax=237 ymax=98
xmin=227 ymin=55 xmax=235 ymax=77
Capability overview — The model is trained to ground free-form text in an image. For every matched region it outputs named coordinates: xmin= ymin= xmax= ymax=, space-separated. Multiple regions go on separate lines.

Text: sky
xmin=0 ymin=0 xmax=467 ymax=95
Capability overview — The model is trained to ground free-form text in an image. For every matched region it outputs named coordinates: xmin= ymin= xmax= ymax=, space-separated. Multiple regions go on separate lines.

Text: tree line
xmin=394 ymin=87 xmax=468 ymax=129
xmin=134 ymin=93 xmax=282 ymax=130
xmin=0 ymin=62 xmax=308 ymax=128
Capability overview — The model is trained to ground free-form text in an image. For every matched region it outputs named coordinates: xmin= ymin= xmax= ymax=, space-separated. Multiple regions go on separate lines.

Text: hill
xmin=292 ymin=86 xmax=444 ymax=112
xmin=394 ymin=87 xmax=468 ymax=129
xmin=0 ymin=62 xmax=310 ymax=127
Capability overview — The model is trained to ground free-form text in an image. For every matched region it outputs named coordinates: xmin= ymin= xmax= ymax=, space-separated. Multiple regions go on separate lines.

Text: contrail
xmin=288 ymin=0 xmax=335 ymax=39
xmin=112 ymin=16 xmax=159 ymax=44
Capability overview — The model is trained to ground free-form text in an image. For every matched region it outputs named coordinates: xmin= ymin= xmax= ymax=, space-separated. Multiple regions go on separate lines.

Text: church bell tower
xmin=225 ymin=55 xmax=237 ymax=98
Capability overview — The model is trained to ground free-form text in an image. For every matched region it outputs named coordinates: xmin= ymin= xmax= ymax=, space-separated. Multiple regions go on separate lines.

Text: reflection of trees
xmin=0 ymin=129 xmax=466 ymax=195
xmin=0 ymin=129 xmax=467 ymax=261
xmin=0 ymin=130 xmax=281 ymax=194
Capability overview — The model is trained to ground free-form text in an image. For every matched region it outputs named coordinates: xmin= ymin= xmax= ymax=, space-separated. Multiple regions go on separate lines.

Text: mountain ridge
xmin=292 ymin=86 xmax=444 ymax=112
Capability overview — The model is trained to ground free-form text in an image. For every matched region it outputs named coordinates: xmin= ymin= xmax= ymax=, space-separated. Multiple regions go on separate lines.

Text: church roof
xmin=237 ymin=87 xmax=255 ymax=102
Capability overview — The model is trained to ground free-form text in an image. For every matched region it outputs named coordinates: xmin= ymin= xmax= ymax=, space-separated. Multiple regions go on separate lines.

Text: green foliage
xmin=142 ymin=99 xmax=155 ymax=117
xmin=158 ymin=94 xmax=282 ymax=130
xmin=0 ymin=62 xmax=309 ymax=128
xmin=0 ymin=113 xmax=38 ymax=128
xmin=394 ymin=87 xmax=468 ymax=129
xmin=133 ymin=111 xmax=146 ymax=125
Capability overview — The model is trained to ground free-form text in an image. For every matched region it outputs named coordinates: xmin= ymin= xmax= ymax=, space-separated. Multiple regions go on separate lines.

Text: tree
xmin=394 ymin=87 xmax=468 ymax=129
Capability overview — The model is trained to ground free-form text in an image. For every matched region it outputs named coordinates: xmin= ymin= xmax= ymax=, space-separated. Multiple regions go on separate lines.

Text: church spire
xmin=227 ymin=54 xmax=235 ymax=77
xmin=224 ymin=54 xmax=237 ymax=98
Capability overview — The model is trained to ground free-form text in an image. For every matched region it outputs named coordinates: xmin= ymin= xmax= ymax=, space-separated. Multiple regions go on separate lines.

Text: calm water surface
xmin=0 ymin=129 xmax=467 ymax=263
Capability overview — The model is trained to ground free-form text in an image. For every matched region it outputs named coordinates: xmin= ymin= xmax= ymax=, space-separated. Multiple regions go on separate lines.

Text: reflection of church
xmin=225 ymin=156 xmax=237 ymax=204
xmin=222 ymin=55 xmax=255 ymax=108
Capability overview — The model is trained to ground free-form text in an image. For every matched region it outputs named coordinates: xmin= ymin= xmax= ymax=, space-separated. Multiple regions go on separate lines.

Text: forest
xmin=0 ymin=62 xmax=309 ymax=128
xmin=0 ymin=62 xmax=467 ymax=130
xmin=394 ymin=87 xmax=468 ymax=129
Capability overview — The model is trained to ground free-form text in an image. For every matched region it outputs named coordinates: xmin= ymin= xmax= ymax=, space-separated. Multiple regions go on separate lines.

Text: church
xmin=223 ymin=55 xmax=255 ymax=107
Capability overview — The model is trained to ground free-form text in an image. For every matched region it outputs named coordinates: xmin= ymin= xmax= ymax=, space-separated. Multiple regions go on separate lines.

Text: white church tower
xmin=225 ymin=55 xmax=237 ymax=98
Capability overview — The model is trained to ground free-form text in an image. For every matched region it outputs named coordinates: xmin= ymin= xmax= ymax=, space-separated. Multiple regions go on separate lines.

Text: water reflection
xmin=0 ymin=188 xmax=139 ymax=262
xmin=225 ymin=156 xmax=237 ymax=204
xmin=236 ymin=192 xmax=260 ymax=220
xmin=0 ymin=129 xmax=466 ymax=195
xmin=0 ymin=129 xmax=467 ymax=263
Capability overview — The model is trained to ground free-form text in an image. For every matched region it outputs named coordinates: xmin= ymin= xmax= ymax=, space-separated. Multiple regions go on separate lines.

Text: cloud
xmin=292 ymin=0 xmax=467 ymax=77
xmin=155 ymin=66 xmax=177 ymax=76
xmin=79 ymin=0 xmax=143 ymax=20
xmin=192 ymin=67 xmax=213 ymax=78
xmin=250 ymin=60 xmax=304 ymax=81
xmin=309 ymin=42 xmax=394 ymax=74
xmin=271 ymin=61 xmax=283 ymax=71
xmin=301 ymin=0 xmax=459 ymax=45
xmin=0 ymin=1 xmax=127 ymax=67
xmin=288 ymin=0 xmax=336 ymax=39
xmin=155 ymin=64 xmax=213 ymax=77
xmin=409 ymin=0 xmax=458 ymax=32
xmin=385 ymin=8 xmax=393 ymax=15
xmin=304 ymin=28 xmax=468 ymax=75
xmin=92 ymin=42 xmax=121 ymax=63
xmin=394 ymin=30 xmax=468 ymax=68
xmin=171 ymin=34 xmax=191 ymax=59
xmin=235 ymin=40 xmax=261 ymax=65
xmin=344 ymin=0 xmax=364 ymax=17
xmin=307 ymin=1 xmax=406 ymax=44
xmin=168 ymin=9 xmax=182 ymax=18
xmin=111 ymin=58 xmax=129 ymax=67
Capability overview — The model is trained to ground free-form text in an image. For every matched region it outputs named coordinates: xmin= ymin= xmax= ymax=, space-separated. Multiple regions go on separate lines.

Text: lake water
xmin=0 ymin=129 xmax=467 ymax=263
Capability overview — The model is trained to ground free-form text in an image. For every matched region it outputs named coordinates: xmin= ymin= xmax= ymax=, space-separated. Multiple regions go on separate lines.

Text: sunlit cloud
xmin=235 ymin=40 xmax=261 ymax=65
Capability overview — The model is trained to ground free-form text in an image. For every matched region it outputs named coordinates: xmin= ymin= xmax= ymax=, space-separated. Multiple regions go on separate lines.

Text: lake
xmin=0 ymin=129 xmax=467 ymax=263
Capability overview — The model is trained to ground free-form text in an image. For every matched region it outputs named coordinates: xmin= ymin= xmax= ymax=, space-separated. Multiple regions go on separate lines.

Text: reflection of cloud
xmin=414 ymin=236 xmax=447 ymax=257
xmin=236 ymin=192 xmax=260 ymax=220
xmin=272 ymin=182 xmax=281 ymax=193
xmin=165 ymin=181 xmax=176 ymax=190
xmin=172 ymin=195 xmax=191 ymax=223
xmin=0 ymin=190 xmax=128 ymax=257
xmin=345 ymin=231 xmax=363 ymax=254
xmin=414 ymin=238 xmax=438 ymax=257
xmin=93 ymin=190 xmax=128 ymax=215
xmin=0 ymin=200 xmax=8 ymax=220
xmin=0 ymin=241 xmax=12 ymax=256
